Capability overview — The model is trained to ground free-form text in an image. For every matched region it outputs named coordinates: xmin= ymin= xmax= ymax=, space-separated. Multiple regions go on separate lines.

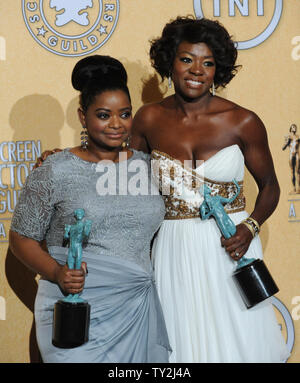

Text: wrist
xmin=241 ymin=217 xmax=260 ymax=237
xmin=51 ymin=261 xmax=63 ymax=284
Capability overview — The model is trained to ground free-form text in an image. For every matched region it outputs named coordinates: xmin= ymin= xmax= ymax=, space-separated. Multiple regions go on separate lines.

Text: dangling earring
xmin=168 ymin=75 xmax=172 ymax=89
xmin=80 ymin=126 xmax=88 ymax=150
xmin=122 ymin=136 xmax=131 ymax=148
xmin=211 ymin=82 xmax=216 ymax=96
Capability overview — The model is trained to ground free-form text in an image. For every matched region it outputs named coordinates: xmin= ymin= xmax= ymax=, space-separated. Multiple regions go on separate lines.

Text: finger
xmin=225 ymin=242 xmax=242 ymax=254
xmin=65 ymin=286 xmax=84 ymax=294
xmin=33 ymin=158 xmax=42 ymax=169
xmin=230 ymin=248 xmax=244 ymax=261
xmin=67 ymin=276 xmax=85 ymax=285
xmin=65 ymin=275 xmax=85 ymax=287
xmin=63 ymin=279 xmax=85 ymax=290
xmin=65 ymin=280 xmax=85 ymax=288
xmin=81 ymin=262 xmax=88 ymax=275
xmin=66 ymin=267 xmax=85 ymax=276
xmin=221 ymin=236 xmax=236 ymax=247
xmin=60 ymin=265 xmax=86 ymax=287
xmin=41 ymin=151 xmax=51 ymax=160
xmin=62 ymin=272 xmax=85 ymax=288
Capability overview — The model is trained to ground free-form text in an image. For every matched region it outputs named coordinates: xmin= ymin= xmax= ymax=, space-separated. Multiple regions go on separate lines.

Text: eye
xmin=204 ymin=61 xmax=215 ymax=67
xmin=97 ymin=112 xmax=110 ymax=119
xmin=179 ymin=57 xmax=192 ymax=64
xmin=120 ymin=111 xmax=132 ymax=119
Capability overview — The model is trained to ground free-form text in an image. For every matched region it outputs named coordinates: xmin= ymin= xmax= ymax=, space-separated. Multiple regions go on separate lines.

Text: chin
xmin=107 ymin=143 xmax=123 ymax=149
xmin=181 ymin=92 xmax=205 ymax=102
xmin=176 ymin=87 xmax=207 ymax=101
xmin=98 ymin=141 xmax=123 ymax=151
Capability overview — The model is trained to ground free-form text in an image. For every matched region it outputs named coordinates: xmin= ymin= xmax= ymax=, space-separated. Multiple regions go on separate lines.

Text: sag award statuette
xmin=200 ymin=181 xmax=279 ymax=309
xmin=52 ymin=208 xmax=92 ymax=348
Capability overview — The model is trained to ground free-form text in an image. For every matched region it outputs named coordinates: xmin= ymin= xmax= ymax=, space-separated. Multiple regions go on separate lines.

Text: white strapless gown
xmin=151 ymin=144 xmax=290 ymax=363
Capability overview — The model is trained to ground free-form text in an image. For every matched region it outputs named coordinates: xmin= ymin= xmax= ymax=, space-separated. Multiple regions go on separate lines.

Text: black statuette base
xmin=232 ymin=259 xmax=279 ymax=309
xmin=52 ymin=300 xmax=90 ymax=348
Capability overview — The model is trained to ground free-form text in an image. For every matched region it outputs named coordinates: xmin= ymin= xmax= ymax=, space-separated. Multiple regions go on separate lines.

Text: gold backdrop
xmin=0 ymin=1 xmax=299 ymax=363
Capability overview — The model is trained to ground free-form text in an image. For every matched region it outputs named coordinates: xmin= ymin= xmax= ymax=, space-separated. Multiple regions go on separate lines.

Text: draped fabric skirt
xmin=152 ymin=212 xmax=290 ymax=363
xmin=34 ymin=246 xmax=171 ymax=363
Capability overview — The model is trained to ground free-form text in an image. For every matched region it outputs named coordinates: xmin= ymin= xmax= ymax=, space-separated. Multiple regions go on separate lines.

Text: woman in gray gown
xmin=9 ymin=55 xmax=171 ymax=363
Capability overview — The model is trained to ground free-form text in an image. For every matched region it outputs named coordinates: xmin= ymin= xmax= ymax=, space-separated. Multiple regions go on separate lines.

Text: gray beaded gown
xmin=11 ymin=149 xmax=171 ymax=363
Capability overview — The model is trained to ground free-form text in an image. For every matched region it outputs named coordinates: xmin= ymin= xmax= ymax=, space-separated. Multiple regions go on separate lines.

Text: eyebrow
xmin=95 ymin=106 xmax=132 ymax=112
xmin=178 ymin=50 xmax=214 ymax=59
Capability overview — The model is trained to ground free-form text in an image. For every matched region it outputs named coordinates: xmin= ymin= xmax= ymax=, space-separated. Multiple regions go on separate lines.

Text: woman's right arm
xmin=10 ymin=160 xmax=86 ymax=294
xmin=9 ymin=231 xmax=85 ymax=294
xmin=9 ymin=231 xmax=60 ymax=282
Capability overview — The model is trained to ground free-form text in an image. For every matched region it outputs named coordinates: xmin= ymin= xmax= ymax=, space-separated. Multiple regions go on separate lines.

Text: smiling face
xmin=172 ymin=41 xmax=216 ymax=101
xmin=78 ymin=89 xmax=132 ymax=151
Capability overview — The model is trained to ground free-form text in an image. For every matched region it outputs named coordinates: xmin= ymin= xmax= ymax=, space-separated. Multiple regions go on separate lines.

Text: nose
xmin=189 ymin=60 xmax=204 ymax=75
xmin=109 ymin=114 xmax=122 ymax=129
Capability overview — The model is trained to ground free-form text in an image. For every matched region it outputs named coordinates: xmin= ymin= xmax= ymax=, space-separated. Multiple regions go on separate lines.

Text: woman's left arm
xmin=222 ymin=111 xmax=280 ymax=260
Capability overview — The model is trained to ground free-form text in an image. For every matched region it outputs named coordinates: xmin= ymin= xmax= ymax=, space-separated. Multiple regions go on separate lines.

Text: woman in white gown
xmin=131 ymin=17 xmax=290 ymax=362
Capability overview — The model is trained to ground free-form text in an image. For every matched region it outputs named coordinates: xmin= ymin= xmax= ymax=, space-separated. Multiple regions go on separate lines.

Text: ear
xmin=78 ymin=108 xmax=86 ymax=127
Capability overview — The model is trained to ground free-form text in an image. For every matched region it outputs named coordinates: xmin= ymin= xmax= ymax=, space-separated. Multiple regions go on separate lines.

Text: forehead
xmin=176 ymin=41 xmax=213 ymax=57
xmin=91 ymin=90 xmax=131 ymax=108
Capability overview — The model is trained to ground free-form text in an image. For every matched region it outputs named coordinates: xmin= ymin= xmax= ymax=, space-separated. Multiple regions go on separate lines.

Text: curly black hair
xmin=150 ymin=16 xmax=240 ymax=89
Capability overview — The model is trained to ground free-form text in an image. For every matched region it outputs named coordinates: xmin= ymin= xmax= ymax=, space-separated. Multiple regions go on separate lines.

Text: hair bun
xmin=71 ymin=55 xmax=128 ymax=92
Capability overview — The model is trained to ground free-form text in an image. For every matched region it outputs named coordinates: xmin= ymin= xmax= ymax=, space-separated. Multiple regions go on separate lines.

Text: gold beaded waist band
xmin=150 ymin=150 xmax=245 ymax=220
xmin=163 ymin=179 xmax=245 ymax=220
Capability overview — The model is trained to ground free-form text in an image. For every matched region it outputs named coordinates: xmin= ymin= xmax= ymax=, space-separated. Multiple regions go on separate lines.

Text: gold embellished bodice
xmin=151 ymin=146 xmax=246 ymax=220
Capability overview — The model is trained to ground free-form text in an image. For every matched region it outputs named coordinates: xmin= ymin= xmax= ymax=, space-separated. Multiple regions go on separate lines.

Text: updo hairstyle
xmin=150 ymin=16 xmax=240 ymax=89
xmin=71 ymin=55 xmax=131 ymax=112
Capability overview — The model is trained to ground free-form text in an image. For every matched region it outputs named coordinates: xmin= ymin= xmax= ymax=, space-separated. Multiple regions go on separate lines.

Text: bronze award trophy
xmin=200 ymin=181 xmax=279 ymax=309
xmin=52 ymin=208 xmax=92 ymax=348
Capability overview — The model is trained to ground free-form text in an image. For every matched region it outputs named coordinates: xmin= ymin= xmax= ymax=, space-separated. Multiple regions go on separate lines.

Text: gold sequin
xmin=151 ymin=150 xmax=246 ymax=220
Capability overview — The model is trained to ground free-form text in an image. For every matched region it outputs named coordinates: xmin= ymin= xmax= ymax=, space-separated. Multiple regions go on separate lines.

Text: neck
xmin=173 ymin=91 xmax=213 ymax=116
xmin=85 ymin=144 xmax=130 ymax=163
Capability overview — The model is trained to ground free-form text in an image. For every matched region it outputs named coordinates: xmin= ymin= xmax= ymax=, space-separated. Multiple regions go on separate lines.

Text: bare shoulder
xmin=217 ymin=97 xmax=265 ymax=133
xmin=133 ymin=97 xmax=172 ymax=130
xmin=231 ymin=104 xmax=267 ymax=146
xmin=134 ymin=102 xmax=160 ymax=121
xmin=235 ymin=105 xmax=265 ymax=137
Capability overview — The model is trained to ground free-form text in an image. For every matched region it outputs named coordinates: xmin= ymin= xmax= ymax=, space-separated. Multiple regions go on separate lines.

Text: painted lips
xmin=185 ymin=79 xmax=204 ymax=88
xmin=106 ymin=134 xmax=124 ymax=139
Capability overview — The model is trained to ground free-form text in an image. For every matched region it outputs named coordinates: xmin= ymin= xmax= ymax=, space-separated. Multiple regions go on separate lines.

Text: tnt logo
xmin=193 ymin=0 xmax=283 ymax=49
xmin=22 ymin=0 xmax=119 ymax=57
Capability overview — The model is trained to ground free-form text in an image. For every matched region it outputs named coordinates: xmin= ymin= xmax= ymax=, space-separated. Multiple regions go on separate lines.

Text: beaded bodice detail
xmin=151 ymin=145 xmax=246 ymax=220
